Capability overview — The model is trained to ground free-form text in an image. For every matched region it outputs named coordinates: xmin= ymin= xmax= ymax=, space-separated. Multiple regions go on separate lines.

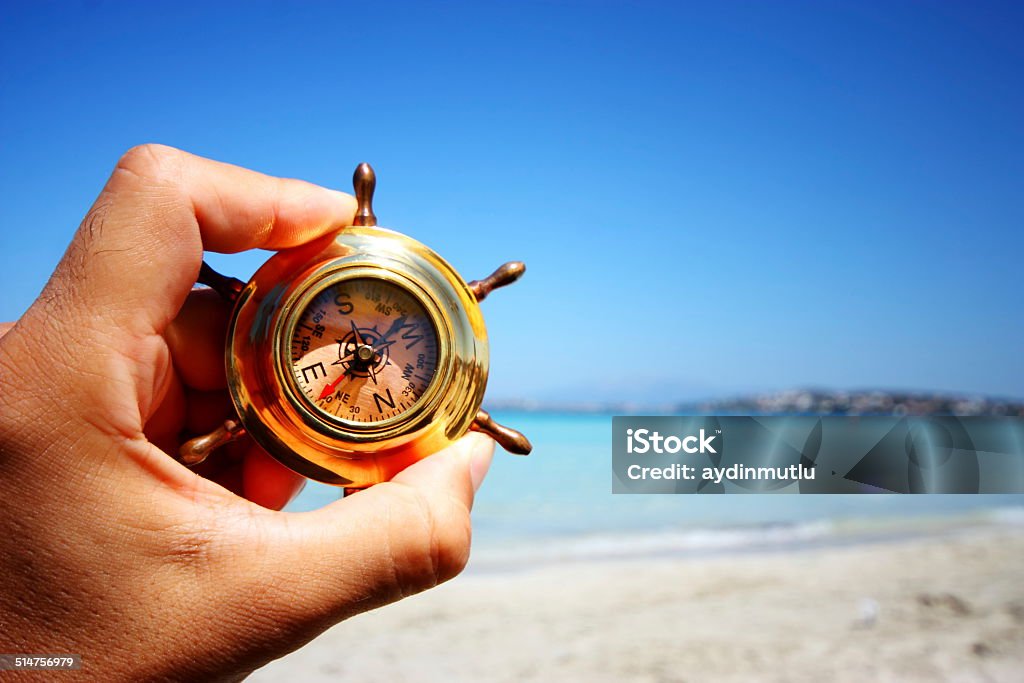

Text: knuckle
xmin=114 ymin=143 xmax=180 ymax=186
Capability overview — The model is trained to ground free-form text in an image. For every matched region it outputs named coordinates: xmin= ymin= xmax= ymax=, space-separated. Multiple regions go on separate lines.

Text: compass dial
xmin=287 ymin=278 xmax=440 ymax=425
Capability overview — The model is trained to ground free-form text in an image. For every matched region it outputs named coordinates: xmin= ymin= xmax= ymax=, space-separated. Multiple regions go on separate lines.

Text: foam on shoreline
xmin=467 ymin=505 xmax=1024 ymax=574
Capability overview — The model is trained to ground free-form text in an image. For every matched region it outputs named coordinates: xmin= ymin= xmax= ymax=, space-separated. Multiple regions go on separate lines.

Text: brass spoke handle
xmin=471 ymin=409 xmax=532 ymax=455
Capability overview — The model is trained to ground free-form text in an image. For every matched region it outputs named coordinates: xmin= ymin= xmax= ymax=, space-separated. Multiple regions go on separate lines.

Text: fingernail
xmin=468 ymin=433 xmax=495 ymax=493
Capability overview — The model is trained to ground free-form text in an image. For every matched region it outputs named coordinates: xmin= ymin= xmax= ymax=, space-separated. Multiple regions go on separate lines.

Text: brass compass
xmin=180 ymin=163 xmax=531 ymax=490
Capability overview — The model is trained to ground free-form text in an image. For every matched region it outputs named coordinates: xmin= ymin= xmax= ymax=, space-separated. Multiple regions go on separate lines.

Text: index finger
xmin=57 ymin=144 xmax=356 ymax=336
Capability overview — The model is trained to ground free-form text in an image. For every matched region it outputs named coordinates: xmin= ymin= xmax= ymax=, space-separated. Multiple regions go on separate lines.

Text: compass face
xmin=287 ymin=277 xmax=440 ymax=425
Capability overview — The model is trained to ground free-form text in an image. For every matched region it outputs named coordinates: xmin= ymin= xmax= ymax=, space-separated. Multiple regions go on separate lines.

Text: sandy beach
xmin=250 ymin=522 xmax=1024 ymax=682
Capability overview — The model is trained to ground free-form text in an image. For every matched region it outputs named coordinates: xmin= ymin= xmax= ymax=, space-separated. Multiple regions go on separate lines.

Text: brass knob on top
xmin=352 ymin=162 xmax=377 ymax=227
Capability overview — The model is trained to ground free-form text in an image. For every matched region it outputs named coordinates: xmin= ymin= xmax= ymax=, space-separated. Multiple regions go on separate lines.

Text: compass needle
xmin=291 ymin=278 xmax=433 ymax=421
xmin=318 ymin=371 xmax=348 ymax=401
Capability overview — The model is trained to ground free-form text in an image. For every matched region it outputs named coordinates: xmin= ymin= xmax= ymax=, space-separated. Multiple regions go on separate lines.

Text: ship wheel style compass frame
xmin=178 ymin=163 xmax=531 ymax=492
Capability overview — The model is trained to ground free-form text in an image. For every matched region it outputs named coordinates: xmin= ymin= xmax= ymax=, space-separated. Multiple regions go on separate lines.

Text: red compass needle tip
xmin=319 ymin=373 xmax=347 ymax=400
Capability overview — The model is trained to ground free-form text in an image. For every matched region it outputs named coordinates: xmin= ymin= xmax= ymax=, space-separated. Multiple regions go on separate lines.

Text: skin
xmin=0 ymin=145 xmax=495 ymax=681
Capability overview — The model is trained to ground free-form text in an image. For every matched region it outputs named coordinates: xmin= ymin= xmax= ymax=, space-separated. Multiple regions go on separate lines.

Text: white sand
xmin=250 ymin=528 xmax=1024 ymax=682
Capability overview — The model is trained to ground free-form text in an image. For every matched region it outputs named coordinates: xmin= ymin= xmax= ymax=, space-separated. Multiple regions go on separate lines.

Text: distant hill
xmin=488 ymin=389 xmax=1024 ymax=416
xmin=693 ymin=389 xmax=1024 ymax=417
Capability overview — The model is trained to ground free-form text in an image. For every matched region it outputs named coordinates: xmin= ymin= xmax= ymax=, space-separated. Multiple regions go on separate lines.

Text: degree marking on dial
xmin=289 ymin=278 xmax=439 ymax=425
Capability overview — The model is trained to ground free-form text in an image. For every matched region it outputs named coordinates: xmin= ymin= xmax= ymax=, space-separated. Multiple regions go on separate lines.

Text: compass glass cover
xmin=287 ymin=277 xmax=440 ymax=425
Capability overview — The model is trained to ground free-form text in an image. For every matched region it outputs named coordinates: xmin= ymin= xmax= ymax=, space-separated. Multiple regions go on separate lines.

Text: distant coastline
xmin=489 ymin=388 xmax=1024 ymax=417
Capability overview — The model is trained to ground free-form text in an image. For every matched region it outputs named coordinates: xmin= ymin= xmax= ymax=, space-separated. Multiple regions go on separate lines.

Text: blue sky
xmin=1 ymin=1 xmax=1022 ymax=403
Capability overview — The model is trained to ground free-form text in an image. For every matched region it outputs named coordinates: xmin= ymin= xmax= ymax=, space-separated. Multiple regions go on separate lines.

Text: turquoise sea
xmin=286 ymin=412 xmax=1024 ymax=569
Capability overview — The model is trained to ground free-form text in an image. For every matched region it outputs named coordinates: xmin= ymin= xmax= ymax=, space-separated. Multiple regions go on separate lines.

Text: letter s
xmin=632 ymin=428 xmax=650 ymax=454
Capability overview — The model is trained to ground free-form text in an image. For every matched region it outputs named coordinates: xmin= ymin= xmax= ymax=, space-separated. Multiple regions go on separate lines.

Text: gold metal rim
xmin=272 ymin=264 xmax=455 ymax=442
xmin=222 ymin=223 xmax=492 ymax=486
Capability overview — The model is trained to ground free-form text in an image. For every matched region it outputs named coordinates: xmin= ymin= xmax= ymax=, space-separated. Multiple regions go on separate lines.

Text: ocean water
xmin=286 ymin=412 xmax=1024 ymax=566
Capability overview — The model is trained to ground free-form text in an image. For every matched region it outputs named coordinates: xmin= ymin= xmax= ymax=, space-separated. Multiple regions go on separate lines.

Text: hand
xmin=0 ymin=145 xmax=494 ymax=681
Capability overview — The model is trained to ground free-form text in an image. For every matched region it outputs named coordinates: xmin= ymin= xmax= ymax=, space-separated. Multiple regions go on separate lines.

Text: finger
xmin=256 ymin=434 xmax=494 ymax=628
xmin=184 ymin=388 xmax=234 ymax=435
xmin=47 ymin=144 xmax=356 ymax=338
xmin=165 ymin=288 xmax=232 ymax=392
xmin=170 ymin=435 xmax=304 ymax=510
xmin=242 ymin=444 xmax=306 ymax=511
